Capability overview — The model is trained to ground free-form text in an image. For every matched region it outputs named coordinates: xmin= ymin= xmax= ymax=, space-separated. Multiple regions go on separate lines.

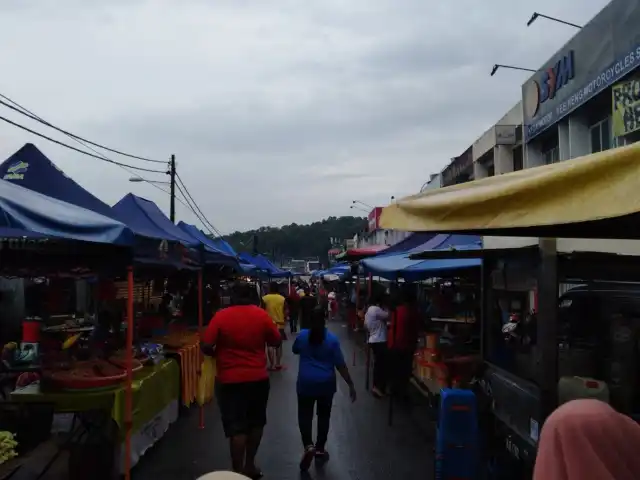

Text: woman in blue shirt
xmin=292 ymin=306 xmax=356 ymax=471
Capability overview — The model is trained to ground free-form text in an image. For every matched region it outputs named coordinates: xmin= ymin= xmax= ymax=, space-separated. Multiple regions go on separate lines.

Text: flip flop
xmin=244 ymin=470 xmax=263 ymax=480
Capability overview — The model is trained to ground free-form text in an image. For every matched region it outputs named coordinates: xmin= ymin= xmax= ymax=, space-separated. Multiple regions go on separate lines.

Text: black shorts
xmin=278 ymin=328 xmax=287 ymax=341
xmin=216 ymin=379 xmax=270 ymax=437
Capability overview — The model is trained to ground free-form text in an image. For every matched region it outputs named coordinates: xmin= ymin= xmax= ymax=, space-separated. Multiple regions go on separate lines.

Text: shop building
xmin=523 ymin=0 xmax=640 ymax=166
xmin=472 ymin=102 xmax=524 ymax=178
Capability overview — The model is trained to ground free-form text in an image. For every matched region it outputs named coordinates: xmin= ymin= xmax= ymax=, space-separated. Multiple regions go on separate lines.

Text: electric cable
xmin=0 ymin=93 xmax=165 ymax=163
xmin=175 ymin=173 xmax=224 ymax=237
xmin=0 ymin=114 xmax=165 ymax=173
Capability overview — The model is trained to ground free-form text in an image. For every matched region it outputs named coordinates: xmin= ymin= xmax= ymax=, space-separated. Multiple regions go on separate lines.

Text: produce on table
xmin=0 ymin=431 xmax=18 ymax=464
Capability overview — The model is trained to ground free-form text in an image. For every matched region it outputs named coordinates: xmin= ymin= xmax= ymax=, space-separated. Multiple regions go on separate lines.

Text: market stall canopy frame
xmin=380 ymin=143 xmax=640 ymax=239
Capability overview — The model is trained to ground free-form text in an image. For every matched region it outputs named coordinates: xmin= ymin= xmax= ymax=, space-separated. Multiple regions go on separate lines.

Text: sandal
xmin=243 ymin=468 xmax=264 ymax=480
xmin=300 ymin=445 xmax=316 ymax=471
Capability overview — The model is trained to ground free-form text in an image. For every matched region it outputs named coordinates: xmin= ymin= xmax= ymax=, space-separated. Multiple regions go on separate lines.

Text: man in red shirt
xmin=202 ymin=283 xmax=282 ymax=477
xmin=388 ymin=287 xmax=420 ymax=403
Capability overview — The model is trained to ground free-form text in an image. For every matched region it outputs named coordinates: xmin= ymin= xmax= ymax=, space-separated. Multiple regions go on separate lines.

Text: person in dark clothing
xmin=388 ymin=286 xmax=419 ymax=403
xmin=299 ymin=289 xmax=317 ymax=331
xmin=287 ymin=285 xmax=300 ymax=333
xmin=293 ymin=306 xmax=356 ymax=471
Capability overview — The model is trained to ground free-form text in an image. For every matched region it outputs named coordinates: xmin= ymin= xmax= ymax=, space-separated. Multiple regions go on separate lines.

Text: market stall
xmin=360 ymin=237 xmax=482 ymax=397
xmin=0 ymin=179 xmax=135 ymax=479
xmin=380 ymin=141 xmax=640 ymax=474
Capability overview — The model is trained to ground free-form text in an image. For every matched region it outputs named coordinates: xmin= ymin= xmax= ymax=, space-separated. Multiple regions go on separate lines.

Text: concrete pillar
xmin=558 ymin=121 xmax=570 ymax=161
xmin=525 ymin=142 xmax=545 ymax=168
xmin=568 ymin=115 xmax=591 ymax=159
xmin=474 ymin=161 xmax=489 ymax=179
xmin=494 ymin=145 xmax=514 ymax=175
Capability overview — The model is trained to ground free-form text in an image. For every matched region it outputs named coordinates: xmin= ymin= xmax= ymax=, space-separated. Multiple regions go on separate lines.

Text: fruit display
xmin=47 ymin=359 xmax=130 ymax=390
xmin=0 ymin=431 xmax=18 ymax=465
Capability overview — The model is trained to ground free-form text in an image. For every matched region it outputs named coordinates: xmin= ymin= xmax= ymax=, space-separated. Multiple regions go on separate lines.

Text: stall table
xmin=10 ymin=358 xmax=180 ymax=476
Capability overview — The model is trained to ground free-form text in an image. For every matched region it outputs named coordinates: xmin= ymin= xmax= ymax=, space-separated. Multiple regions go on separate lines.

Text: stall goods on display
xmin=47 ymin=358 xmax=144 ymax=390
xmin=0 ymin=431 xmax=18 ymax=465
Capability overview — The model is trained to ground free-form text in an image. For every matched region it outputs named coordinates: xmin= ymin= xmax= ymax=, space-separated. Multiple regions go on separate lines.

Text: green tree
xmin=221 ymin=216 xmax=366 ymax=265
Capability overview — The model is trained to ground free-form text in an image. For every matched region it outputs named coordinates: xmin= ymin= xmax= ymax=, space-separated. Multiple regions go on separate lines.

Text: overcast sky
xmin=0 ymin=0 xmax=609 ymax=234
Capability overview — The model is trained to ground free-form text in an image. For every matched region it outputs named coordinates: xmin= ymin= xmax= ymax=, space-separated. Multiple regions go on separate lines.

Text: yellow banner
xmin=612 ymin=79 xmax=640 ymax=137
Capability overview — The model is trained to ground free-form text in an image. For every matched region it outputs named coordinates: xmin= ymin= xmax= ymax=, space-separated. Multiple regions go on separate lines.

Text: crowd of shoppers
xmin=201 ymin=280 xmax=356 ymax=476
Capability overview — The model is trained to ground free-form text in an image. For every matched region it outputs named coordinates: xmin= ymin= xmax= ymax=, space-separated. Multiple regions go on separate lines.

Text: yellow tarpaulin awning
xmin=381 ymin=142 xmax=640 ymax=239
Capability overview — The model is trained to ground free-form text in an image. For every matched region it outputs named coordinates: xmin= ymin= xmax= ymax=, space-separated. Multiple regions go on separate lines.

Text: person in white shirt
xmin=364 ymin=291 xmax=390 ymax=398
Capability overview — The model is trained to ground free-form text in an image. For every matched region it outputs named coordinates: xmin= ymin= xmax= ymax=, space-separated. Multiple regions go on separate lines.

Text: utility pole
xmin=169 ymin=154 xmax=176 ymax=223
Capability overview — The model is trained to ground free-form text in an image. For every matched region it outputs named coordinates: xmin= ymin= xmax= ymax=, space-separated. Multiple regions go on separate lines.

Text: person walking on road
xmin=287 ymin=283 xmax=301 ymax=334
xmin=298 ymin=287 xmax=317 ymax=331
xmin=364 ymin=291 xmax=390 ymax=398
xmin=262 ymin=282 xmax=288 ymax=370
xmin=293 ymin=306 xmax=356 ymax=471
xmin=388 ymin=286 xmax=419 ymax=404
xmin=201 ymin=284 xmax=282 ymax=478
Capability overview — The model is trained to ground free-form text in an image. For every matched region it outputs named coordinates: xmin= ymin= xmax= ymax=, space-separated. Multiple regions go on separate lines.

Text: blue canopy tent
xmin=0 ymin=179 xmax=133 ymax=245
xmin=209 ymin=238 xmax=238 ymax=257
xmin=361 ymin=234 xmax=482 ymax=281
xmin=0 ymin=143 xmax=124 ymax=221
xmin=177 ymin=222 xmax=240 ymax=268
xmin=112 ymin=194 xmax=202 ymax=268
xmin=0 ymin=144 xmax=198 ymax=267
xmin=239 ymin=253 xmax=291 ymax=278
xmin=376 ymin=232 xmax=437 ymax=256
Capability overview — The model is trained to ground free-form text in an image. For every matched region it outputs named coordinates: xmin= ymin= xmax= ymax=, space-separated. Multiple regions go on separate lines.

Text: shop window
xmin=590 ymin=117 xmax=612 ymax=153
xmin=543 ymin=146 xmax=559 ymax=165
xmin=615 ymin=129 xmax=640 ymax=148
xmin=513 ymin=147 xmax=523 ymax=171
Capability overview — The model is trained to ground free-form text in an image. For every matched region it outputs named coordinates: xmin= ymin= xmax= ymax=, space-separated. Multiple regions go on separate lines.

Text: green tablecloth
xmin=10 ymin=359 xmax=180 ymax=437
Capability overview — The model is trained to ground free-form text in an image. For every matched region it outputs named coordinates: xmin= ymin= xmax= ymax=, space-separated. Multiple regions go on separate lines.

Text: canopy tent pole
xmin=388 ymin=280 xmax=399 ymax=427
xmin=355 ymin=270 xmax=360 ymax=332
xmin=198 ymin=269 xmax=205 ymax=429
xmin=124 ymin=266 xmax=134 ymax=480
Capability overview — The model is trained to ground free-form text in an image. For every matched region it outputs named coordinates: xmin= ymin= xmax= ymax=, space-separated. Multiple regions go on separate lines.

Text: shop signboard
xmin=522 ymin=0 xmax=640 ymax=141
xmin=495 ymin=125 xmax=517 ymax=145
xmin=612 ymin=78 xmax=640 ymax=137
xmin=367 ymin=207 xmax=382 ymax=232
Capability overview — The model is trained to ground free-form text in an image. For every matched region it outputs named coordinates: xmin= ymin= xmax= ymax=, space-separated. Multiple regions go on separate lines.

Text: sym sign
xmin=524 ymin=51 xmax=575 ymax=120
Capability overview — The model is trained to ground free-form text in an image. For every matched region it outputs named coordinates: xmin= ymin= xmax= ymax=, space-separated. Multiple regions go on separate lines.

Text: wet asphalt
xmin=133 ymin=322 xmax=435 ymax=480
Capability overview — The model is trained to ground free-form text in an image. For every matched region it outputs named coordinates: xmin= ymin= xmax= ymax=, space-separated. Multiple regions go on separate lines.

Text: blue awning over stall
xmin=0 ymin=179 xmax=133 ymax=245
xmin=361 ymin=234 xmax=482 ymax=281
xmin=113 ymin=194 xmax=199 ymax=247
xmin=177 ymin=222 xmax=240 ymax=267
xmin=239 ymin=253 xmax=291 ymax=278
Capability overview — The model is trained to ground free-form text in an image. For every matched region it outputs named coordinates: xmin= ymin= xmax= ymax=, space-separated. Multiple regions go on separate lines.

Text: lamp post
xmin=527 ymin=12 xmax=582 ymax=29
xmin=352 ymin=200 xmax=374 ymax=209
xmin=490 ymin=64 xmax=536 ymax=76
xmin=128 ymin=154 xmax=176 ymax=222
xmin=350 ymin=205 xmax=369 ymax=214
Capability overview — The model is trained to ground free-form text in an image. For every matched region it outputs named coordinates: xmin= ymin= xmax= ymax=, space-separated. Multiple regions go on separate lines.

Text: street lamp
xmin=128 ymin=153 xmax=177 ymax=222
xmin=527 ymin=12 xmax=582 ymax=29
xmin=352 ymin=200 xmax=374 ymax=209
xmin=350 ymin=205 xmax=369 ymax=214
xmin=128 ymin=177 xmax=169 ymax=185
xmin=490 ymin=64 xmax=536 ymax=76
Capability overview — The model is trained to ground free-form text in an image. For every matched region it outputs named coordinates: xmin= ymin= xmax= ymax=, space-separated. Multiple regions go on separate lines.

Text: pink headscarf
xmin=534 ymin=399 xmax=640 ymax=480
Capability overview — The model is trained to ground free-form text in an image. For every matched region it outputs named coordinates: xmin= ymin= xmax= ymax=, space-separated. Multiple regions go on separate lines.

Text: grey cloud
xmin=0 ymin=0 xmax=612 ymax=232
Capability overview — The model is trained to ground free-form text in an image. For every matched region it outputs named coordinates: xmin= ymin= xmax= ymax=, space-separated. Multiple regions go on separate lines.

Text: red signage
xmin=367 ymin=207 xmax=383 ymax=231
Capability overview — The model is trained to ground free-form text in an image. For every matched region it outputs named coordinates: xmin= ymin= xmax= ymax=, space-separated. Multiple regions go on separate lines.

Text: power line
xmin=0 ymin=93 xmax=209 ymax=227
xmin=0 ymin=114 xmax=166 ymax=174
xmin=175 ymin=182 xmax=221 ymax=237
xmin=175 ymin=173 xmax=224 ymax=237
xmin=0 ymin=93 xmax=166 ymax=164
